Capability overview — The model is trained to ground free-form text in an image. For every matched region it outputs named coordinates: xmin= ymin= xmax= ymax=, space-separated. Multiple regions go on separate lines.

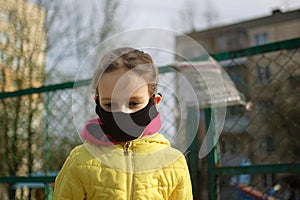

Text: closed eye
xmin=129 ymin=101 xmax=140 ymax=108
xmin=104 ymin=103 xmax=112 ymax=108
xmin=102 ymin=102 xmax=117 ymax=111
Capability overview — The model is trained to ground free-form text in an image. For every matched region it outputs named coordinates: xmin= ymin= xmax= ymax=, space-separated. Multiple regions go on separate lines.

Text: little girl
xmin=53 ymin=47 xmax=193 ymax=199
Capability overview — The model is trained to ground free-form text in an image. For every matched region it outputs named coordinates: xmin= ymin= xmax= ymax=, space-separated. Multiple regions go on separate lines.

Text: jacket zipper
xmin=124 ymin=141 xmax=131 ymax=156
xmin=123 ymin=141 xmax=134 ymax=200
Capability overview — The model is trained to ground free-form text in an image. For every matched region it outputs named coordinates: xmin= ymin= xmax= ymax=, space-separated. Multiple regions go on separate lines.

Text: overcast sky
xmin=49 ymin=0 xmax=300 ymax=81
xmin=120 ymin=0 xmax=300 ymax=31
xmin=105 ymin=0 xmax=300 ymax=66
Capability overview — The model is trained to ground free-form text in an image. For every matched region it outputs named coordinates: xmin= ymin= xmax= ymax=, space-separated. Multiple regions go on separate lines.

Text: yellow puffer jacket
xmin=53 ymin=133 xmax=193 ymax=200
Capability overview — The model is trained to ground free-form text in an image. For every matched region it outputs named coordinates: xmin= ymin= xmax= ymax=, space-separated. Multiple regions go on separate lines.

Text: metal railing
xmin=0 ymin=38 xmax=299 ymax=200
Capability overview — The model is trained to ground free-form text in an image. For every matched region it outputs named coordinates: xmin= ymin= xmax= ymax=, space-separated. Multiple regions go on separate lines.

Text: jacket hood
xmin=80 ymin=113 xmax=162 ymax=145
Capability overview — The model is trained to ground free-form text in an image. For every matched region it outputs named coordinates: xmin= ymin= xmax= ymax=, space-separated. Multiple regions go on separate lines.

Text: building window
xmin=256 ymin=65 xmax=270 ymax=84
xmin=254 ymin=32 xmax=268 ymax=45
xmin=219 ymin=140 xmax=238 ymax=154
xmin=0 ymin=51 xmax=8 ymax=64
xmin=15 ymin=38 xmax=22 ymax=49
xmin=228 ymin=140 xmax=237 ymax=154
xmin=216 ymin=35 xmax=227 ymax=52
xmin=16 ymin=21 xmax=22 ymax=31
xmin=259 ymin=136 xmax=274 ymax=155
xmin=220 ymin=140 xmax=226 ymax=154
xmin=0 ymin=31 xmax=9 ymax=45
xmin=12 ymin=58 xmax=19 ymax=70
xmin=256 ymin=100 xmax=273 ymax=111
xmin=0 ymin=10 xmax=10 ymax=22
xmin=265 ymin=136 xmax=274 ymax=153
xmin=227 ymin=105 xmax=244 ymax=117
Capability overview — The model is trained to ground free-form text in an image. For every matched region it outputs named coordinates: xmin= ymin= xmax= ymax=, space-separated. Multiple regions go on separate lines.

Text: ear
xmin=153 ymin=93 xmax=162 ymax=105
xmin=94 ymin=95 xmax=99 ymax=104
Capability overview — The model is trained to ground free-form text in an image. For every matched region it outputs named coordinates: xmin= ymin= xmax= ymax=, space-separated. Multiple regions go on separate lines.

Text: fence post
xmin=187 ymin=106 xmax=199 ymax=199
xmin=45 ymin=92 xmax=52 ymax=200
xmin=205 ymin=107 xmax=220 ymax=200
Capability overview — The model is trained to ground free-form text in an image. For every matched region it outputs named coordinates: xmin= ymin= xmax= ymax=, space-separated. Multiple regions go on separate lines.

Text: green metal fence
xmin=205 ymin=38 xmax=300 ymax=200
xmin=0 ymin=38 xmax=300 ymax=200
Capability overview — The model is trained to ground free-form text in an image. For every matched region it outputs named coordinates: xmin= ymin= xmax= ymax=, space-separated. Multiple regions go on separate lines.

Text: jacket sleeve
xmin=169 ymin=155 xmax=193 ymax=200
xmin=53 ymin=149 xmax=86 ymax=200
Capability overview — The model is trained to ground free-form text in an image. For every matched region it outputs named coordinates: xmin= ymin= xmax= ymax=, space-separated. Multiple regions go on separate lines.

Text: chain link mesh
xmin=0 ymin=39 xmax=299 ymax=199
xmin=216 ymin=46 xmax=300 ymax=200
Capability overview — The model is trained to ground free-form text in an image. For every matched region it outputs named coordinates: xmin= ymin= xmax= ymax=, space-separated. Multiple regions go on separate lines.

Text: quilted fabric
xmin=53 ymin=134 xmax=193 ymax=200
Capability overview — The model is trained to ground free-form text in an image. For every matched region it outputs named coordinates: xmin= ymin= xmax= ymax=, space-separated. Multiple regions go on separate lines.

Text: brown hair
xmin=92 ymin=47 xmax=158 ymax=96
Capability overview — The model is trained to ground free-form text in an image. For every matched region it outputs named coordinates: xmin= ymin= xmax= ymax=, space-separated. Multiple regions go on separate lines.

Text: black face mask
xmin=94 ymin=97 xmax=159 ymax=142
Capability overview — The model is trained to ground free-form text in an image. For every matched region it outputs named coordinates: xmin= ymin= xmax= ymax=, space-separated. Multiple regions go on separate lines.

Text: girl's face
xmin=97 ymin=68 xmax=160 ymax=113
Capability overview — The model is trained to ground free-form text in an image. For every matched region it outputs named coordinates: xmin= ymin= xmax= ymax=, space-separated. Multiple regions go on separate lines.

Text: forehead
xmin=98 ymin=68 xmax=149 ymax=99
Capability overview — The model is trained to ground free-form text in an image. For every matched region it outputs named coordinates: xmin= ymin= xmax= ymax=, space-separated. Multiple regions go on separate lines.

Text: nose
xmin=112 ymin=104 xmax=130 ymax=113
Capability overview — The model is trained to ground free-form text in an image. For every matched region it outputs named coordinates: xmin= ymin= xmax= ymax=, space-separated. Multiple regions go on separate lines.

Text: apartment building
xmin=175 ymin=8 xmax=300 ymax=167
xmin=176 ymin=9 xmax=300 ymax=56
xmin=0 ymin=0 xmax=46 ymax=199
xmin=0 ymin=0 xmax=46 ymax=92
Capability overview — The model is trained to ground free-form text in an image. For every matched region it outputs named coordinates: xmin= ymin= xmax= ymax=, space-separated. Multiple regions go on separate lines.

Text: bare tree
xmin=32 ymin=0 xmax=123 ymax=83
xmin=175 ymin=0 xmax=219 ymax=33
xmin=203 ymin=0 xmax=219 ymax=28
xmin=0 ymin=0 xmax=46 ymax=199
xmin=177 ymin=0 xmax=197 ymax=33
xmin=0 ymin=0 xmax=124 ymax=198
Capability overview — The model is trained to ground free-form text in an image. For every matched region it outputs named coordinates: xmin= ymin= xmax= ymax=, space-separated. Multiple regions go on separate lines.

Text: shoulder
xmin=147 ymin=133 xmax=187 ymax=163
xmin=67 ymin=144 xmax=91 ymax=160
xmin=166 ymin=148 xmax=189 ymax=169
xmin=69 ymin=144 xmax=89 ymax=156
xmin=135 ymin=134 xmax=189 ymax=172
xmin=62 ymin=144 xmax=101 ymax=168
